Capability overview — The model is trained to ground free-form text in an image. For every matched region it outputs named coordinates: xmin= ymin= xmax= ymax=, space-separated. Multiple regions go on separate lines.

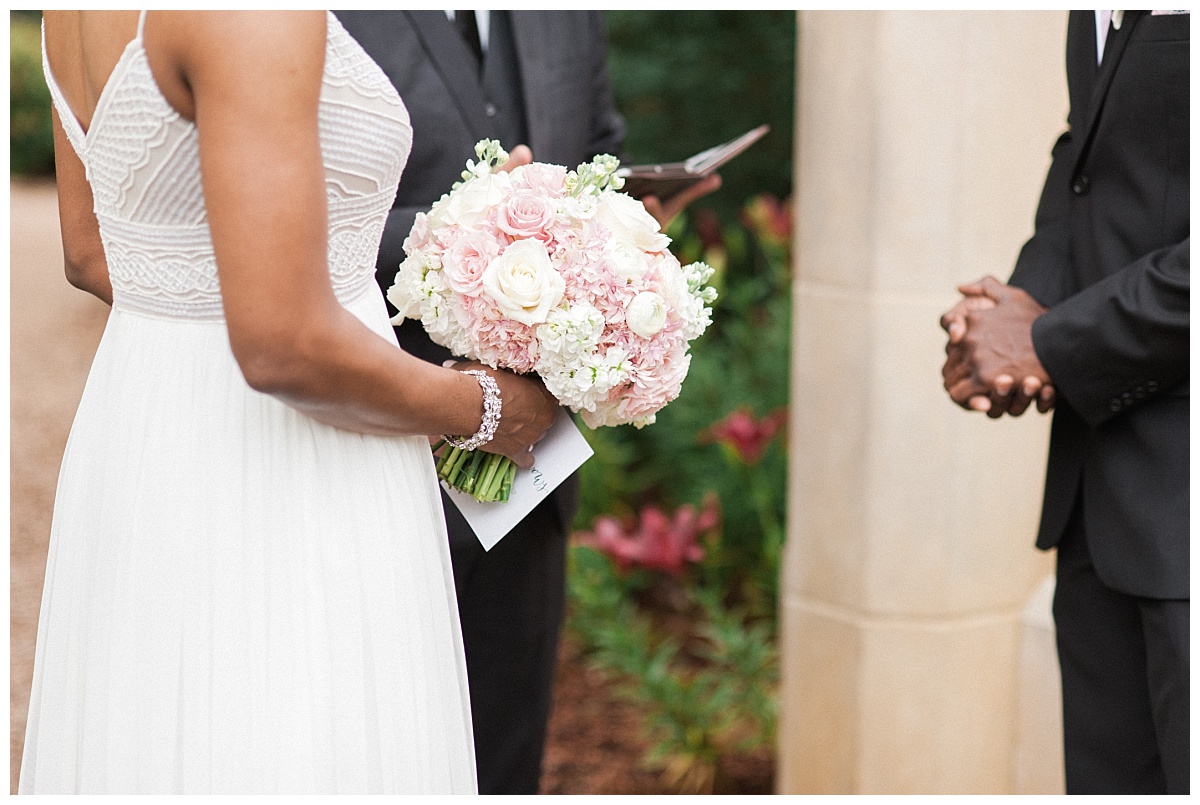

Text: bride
xmin=22 ymin=10 xmax=557 ymax=794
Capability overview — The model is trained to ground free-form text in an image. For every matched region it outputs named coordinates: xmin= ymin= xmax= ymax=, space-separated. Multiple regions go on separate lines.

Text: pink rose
xmin=511 ymin=162 xmax=567 ymax=197
xmin=402 ymin=212 xmax=431 ymax=255
xmin=442 ymin=229 xmax=503 ymax=295
xmin=497 ymin=191 xmax=557 ymax=242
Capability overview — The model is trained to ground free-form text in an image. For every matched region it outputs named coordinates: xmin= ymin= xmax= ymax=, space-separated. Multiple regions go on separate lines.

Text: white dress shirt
xmin=446 ymin=10 xmax=491 ymax=53
xmin=1094 ymin=10 xmax=1128 ymax=65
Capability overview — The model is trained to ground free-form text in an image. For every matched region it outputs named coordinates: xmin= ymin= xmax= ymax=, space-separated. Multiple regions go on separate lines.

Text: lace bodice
xmin=41 ymin=12 xmax=411 ymax=320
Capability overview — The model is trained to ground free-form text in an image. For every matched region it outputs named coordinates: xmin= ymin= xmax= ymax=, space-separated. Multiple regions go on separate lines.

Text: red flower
xmin=740 ymin=194 xmax=791 ymax=249
xmin=704 ymin=405 xmax=788 ymax=465
xmin=575 ymin=497 xmax=720 ymax=577
xmin=693 ymin=208 xmax=725 ymax=252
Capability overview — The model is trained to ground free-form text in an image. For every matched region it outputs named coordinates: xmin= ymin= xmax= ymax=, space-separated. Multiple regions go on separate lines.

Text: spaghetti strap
xmin=137 ymin=10 xmax=147 ymax=39
xmin=40 ymin=20 xmax=87 ymax=155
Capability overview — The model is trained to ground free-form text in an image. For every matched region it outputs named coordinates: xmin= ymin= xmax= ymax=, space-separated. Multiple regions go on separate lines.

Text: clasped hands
xmin=940 ymin=276 xmax=1054 ymax=418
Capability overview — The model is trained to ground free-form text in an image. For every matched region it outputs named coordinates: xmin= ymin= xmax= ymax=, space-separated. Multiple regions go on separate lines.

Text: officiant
xmin=334 ymin=11 xmax=717 ymax=793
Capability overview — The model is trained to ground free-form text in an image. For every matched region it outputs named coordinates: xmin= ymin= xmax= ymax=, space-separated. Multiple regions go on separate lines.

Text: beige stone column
xmin=780 ymin=11 xmax=1068 ymax=794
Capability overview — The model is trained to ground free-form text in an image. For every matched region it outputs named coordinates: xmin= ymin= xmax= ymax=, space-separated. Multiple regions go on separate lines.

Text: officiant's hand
xmin=641 ymin=173 xmax=723 ymax=232
xmin=496 ymin=144 xmax=533 ymax=174
xmin=940 ymin=276 xmax=1053 ymax=418
xmin=446 ymin=360 xmax=557 ymax=469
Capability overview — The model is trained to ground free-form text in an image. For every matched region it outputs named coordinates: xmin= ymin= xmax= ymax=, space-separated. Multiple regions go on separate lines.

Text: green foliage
xmin=11 ymin=11 xmax=55 ymax=177
xmin=566 ymin=547 xmax=778 ymax=794
xmin=574 ymin=196 xmax=792 ymax=613
xmin=603 ymin=10 xmax=795 ymax=222
xmin=567 ymin=191 xmax=791 ymax=792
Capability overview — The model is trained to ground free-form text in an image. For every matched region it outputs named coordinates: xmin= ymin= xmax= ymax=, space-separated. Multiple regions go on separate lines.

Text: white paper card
xmin=442 ymin=409 xmax=594 ymax=551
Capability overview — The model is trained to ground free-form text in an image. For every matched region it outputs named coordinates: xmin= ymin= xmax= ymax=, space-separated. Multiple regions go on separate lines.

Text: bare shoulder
xmin=43 ymin=11 xmax=142 ymax=124
xmin=144 ymin=10 xmax=328 ymax=121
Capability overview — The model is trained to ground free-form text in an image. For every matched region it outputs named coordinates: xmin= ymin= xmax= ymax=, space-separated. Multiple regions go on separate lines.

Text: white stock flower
xmin=388 ymin=252 xmax=444 ymax=323
xmin=481 ymin=239 xmax=566 ymax=325
xmin=557 ymin=193 xmax=600 ymax=222
xmin=538 ymin=304 xmax=606 ymax=362
xmin=542 ymin=346 xmax=631 ymax=412
xmin=595 ymin=192 xmax=670 ymax=253
xmin=625 ymin=291 xmax=668 ymax=338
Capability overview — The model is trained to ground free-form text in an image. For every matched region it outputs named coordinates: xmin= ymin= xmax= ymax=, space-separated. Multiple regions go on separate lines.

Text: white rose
xmin=428 ymin=173 xmax=511 ymax=230
xmin=481 ymin=239 xmax=565 ymax=325
xmin=625 ymin=291 xmax=669 ymax=338
xmin=595 ymin=192 xmax=670 ymax=253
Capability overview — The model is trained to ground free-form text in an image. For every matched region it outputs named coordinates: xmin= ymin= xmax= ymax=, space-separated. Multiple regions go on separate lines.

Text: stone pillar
xmin=779 ymin=11 xmax=1068 ymax=794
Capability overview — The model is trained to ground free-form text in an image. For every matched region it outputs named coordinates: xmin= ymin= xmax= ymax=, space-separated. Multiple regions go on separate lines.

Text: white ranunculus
xmin=481 ymin=239 xmax=565 ymax=325
xmin=625 ymin=291 xmax=668 ymax=338
xmin=604 ymin=239 xmax=652 ymax=281
xmin=595 ymin=191 xmax=670 ymax=253
xmin=428 ymin=173 xmax=511 ymax=230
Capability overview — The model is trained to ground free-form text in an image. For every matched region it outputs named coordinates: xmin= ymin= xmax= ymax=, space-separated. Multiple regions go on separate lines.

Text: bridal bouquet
xmin=388 ymin=140 xmax=717 ymax=502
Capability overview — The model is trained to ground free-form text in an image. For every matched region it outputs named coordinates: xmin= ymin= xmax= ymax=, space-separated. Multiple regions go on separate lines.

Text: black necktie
xmin=454 ymin=11 xmax=483 ymax=68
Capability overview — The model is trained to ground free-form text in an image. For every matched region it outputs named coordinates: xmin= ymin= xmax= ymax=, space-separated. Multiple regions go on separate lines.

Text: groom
xmin=941 ymin=10 xmax=1188 ymax=794
xmin=335 ymin=11 xmax=716 ymax=793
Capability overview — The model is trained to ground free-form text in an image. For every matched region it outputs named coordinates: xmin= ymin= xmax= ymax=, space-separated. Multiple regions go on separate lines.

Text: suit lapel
xmin=405 ymin=11 xmax=492 ymax=139
xmin=1071 ymin=10 xmax=1144 ymax=174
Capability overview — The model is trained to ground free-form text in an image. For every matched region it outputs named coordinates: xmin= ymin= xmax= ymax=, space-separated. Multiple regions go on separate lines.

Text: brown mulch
xmin=540 ymin=634 xmax=775 ymax=795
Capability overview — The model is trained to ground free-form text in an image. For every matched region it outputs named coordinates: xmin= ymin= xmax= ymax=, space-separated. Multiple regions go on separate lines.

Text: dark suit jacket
xmin=334 ymin=10 xmax=627 ymax=531
xmin=1008 ymin=11 xmax=1189 ymax=599
xmin=334 ymin=11 xmax=626 ymax=310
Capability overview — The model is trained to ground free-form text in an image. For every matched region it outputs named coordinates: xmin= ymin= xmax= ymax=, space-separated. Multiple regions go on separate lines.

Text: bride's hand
xmin=447 ymin=361 xmax=558 ymax=469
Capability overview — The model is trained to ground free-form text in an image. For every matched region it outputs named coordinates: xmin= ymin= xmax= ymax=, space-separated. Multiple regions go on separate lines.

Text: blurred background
xmin=12 ymin=9 xmax=1074 ymax=796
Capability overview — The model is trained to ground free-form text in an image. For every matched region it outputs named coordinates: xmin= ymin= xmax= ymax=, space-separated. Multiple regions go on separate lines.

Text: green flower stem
xmin=434 ymin=445 xmax=517 ymax=503
xmin=445 ymin=446 xmax=472 ymax=487
xmin=478 ymin=453 xmax=503 ymax=498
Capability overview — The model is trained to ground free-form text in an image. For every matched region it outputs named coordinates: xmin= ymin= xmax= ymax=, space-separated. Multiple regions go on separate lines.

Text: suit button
xmin=1147 ymin=380 xmax=1159 ymax=393
xmin=484 ymin=102 xmax=497 ymax=118
xmin=1135 ymin=388 xmax=1147 ymax=400
xmin=1110 ymin=399 xmax=1123 ymax=412
xmin=1072 ymin=175 xmax=1090 ymax=195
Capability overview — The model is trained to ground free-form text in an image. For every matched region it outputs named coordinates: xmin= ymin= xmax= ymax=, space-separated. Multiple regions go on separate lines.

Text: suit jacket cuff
xmin=1031 ymin=240 xmax=1190 ymax=428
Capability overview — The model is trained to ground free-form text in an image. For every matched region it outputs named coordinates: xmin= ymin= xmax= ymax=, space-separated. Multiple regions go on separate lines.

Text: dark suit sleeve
xmin=1007 ymin=128 xmax=1077 ymax=308
xmin=1030 ymin=238 xmax=1190 ymax=429
xmin=583 ymin=11 xmax=626 ymax=160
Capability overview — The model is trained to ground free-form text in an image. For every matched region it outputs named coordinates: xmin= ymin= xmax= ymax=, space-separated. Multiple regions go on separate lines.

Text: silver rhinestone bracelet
xmin=444 ymin=370 xmax=502 ymax=451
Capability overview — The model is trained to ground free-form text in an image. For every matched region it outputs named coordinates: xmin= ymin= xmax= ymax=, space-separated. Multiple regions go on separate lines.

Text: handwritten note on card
xmin=442 ymin=409 xmax=594 ymax=550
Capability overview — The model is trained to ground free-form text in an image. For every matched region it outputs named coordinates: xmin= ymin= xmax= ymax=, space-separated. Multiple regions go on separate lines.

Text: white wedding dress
xmin=21 ymin=12 xmax=476 ymax=794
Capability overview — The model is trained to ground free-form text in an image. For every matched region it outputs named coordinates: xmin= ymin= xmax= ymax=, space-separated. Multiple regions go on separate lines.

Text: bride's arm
xmin=50 ymin=108 xmax=113 ymax=305
xmin=147 ymin=11 xmax=555 ymax=464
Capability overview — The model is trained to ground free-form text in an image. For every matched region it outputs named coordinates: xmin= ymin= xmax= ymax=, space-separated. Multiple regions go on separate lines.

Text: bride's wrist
xmin=443 ymin=370 xmax=501 ymax=450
